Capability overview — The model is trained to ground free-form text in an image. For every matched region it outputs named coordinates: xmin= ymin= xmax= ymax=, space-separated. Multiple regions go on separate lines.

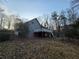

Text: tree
xmin=71 ymin=0 xmax=79 ymax=9
xmin=0 ymin=13 xmax=5 ymax=29
xmin=8 ymin=19 xmax=11 ymax=29
xmin=14 ymin=22 xmax=28 ymax=38
xmin=67 ymin=8 xmax=77 ymax=24
xmin=40 ymin=15 xmax=49 ymax=27
xmin=0 ymin=6 xmax=10 ymax=29
xmin=44 ymin=20 xmax=48 ymax=28
xmin=65 ymin=18 xmax=79 ymax=39
xmin=59 ymin=10 xmax=67 ymax=26
xmin=51 ymin=11 xmax=59 ymax=30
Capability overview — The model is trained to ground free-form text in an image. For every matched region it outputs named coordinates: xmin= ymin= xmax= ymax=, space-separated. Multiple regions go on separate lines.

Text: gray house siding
xmin=25 ymin=18 xmax=53 ymax=38
xmin=25 ymin=18 xmax=41 ymax=37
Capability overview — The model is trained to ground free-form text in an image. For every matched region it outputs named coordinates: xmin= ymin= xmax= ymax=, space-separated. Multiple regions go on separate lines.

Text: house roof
xmin=34 ymin=28 xmax=52 ymax=33
xmin=25 ymin=18 xmax=53 ymax=33
xmin=25 ymin=18 xmax=40 ymax=25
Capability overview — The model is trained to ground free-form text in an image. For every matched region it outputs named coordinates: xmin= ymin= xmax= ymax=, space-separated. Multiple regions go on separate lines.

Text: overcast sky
xmin=0 ymin=0 xmax=71 ymax=20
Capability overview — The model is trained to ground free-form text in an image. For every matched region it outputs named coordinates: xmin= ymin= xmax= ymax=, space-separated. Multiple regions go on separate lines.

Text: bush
xmin=0 ymin=30 xmax=11 ymax=42
xmin=65 ymin=28 xmax=79 ymax=39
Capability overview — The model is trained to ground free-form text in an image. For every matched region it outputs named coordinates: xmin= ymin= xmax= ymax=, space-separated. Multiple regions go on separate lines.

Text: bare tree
xmin=59 ymin=10 xmax=67 ymax=26
xmin=51 ymin=11 xmax=59 ymax=30
xmin=44 ymin=20 xmax=48 ymax=28
xmin=42 ymin=15 xmax=49 ymax=28
xmin=67 ymin=9 xmax=77 ymax=24
xmin=0 ymin=13 xmax=5 ymax=29
xmin=71 ymin=0 xmax=79 ymax=9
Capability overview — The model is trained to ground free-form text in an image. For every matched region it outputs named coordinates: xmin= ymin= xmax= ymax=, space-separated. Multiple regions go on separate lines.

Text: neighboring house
xmin=25 ymin=18 xmax=54 ymax=38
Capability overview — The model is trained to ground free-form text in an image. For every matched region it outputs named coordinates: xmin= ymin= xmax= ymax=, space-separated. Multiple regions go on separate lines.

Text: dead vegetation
xmin=0 ymin=38 xmax=79 ymax=59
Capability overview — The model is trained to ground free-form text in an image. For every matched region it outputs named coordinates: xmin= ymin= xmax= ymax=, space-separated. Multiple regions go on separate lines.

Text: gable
xmin=25 ymin=18 xmax=41 ymax=32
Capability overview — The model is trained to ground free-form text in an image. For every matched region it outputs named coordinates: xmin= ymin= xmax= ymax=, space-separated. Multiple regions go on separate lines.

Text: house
xmin=24 ymin=18 xmax=54 ymax=38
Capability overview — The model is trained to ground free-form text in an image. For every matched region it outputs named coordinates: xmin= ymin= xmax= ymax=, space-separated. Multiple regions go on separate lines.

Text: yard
xmin=0 ymin=38 xmax=79 ymax=59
